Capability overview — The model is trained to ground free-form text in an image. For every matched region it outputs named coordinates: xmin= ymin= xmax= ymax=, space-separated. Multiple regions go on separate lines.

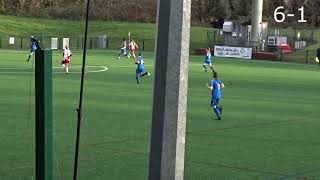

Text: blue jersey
xmin=120 ymin=41 xmax=127 ymax=52
xmin=205 ymin=52 xmax=211 ymax=63
xmin=30 ymin=40 xmax=37 ymax=52
xmin=210 ymin=79 xmax=222 ymax=99
xmin=136 ymin=56 xmax=145 ymax=71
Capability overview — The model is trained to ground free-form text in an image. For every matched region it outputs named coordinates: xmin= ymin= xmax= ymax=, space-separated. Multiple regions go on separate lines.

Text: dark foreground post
xmin=35 ymin=50 xmax=53 ymax=180
xmin=148 ymin=0 xmax=191 ymax=180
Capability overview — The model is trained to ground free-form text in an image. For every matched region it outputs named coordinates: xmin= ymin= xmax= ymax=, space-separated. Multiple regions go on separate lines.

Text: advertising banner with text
xmin=214 ymin=46 xmax=252 ymax=59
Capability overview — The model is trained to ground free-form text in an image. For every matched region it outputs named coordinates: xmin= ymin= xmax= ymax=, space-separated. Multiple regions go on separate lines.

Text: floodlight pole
xmin=73 ymin=0 xmax=90 ymax=179
xmin=148 ymin=0 xmax=191 ymax=179
xmin=35 ymin=50 xmax=53 ymax=180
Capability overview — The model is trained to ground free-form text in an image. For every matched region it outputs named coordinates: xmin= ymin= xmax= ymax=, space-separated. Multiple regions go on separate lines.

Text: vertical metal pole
xmin=90 ymin=37 xmax=93 ymax=49
xmin=73 ymin=0 xmax=90 ymax=179
xmin=82 ymin=37 xmax=84 ymax=49
xmin=143 ymin=39 xmax=145 ymax=51
xmin=77 ymin=38 xmax=79 ymax=49
xmin=59 ymin=38 xmax=62 ymax=49
xmin=206 ymin=31 xmax=210 ymax=47
xmin=305 ymin=50 xmax=308 ymax=64
xmin=21 ymin=36 xmax=23 ymax=49
xmin=148 ymin=0 xmax=191 ymax=179
xmin=35 ymin=50 xmax=53 ymax=180
xmin=213 ymin=31 xmax=216 ymax=47
xmin=39 ymin=36 xmax=43 ymax=48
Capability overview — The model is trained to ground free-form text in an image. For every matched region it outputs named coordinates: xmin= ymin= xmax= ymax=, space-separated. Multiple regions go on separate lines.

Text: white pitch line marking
xmin=107 ymin=65 xmax=153 ymax=68
xmin=0 ymin=66 xmax=108 ymax=74
xmin=0 ymin=67 xmax=32 ymax=70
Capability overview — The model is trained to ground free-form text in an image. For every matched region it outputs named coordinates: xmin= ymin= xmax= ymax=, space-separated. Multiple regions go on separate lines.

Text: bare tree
xmin=0 ymin=0 xmax=318 ymax=26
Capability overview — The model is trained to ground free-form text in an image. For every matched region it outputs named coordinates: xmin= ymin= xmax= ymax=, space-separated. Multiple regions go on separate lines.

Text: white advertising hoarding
xmin=214 ymin=46 xmax=252 ymax=59
xmin=51 ymin=38 xmax=58 ymax=49
xmin=63 ymin=38 xmax=70 ymax=48
xmin=9 ymin=37 xmax=15 ymax=45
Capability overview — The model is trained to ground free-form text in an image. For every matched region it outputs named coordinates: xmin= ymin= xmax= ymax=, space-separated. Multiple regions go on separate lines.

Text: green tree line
xmin=0 ymin=0 xmax=319 ymax=27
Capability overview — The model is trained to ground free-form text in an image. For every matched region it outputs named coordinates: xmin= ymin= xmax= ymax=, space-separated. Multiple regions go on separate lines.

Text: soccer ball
xmin=61 ymin=64 xmax=65 ymax=68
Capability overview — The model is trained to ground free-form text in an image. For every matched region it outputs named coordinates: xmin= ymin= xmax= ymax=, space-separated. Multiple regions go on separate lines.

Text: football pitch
xmin=0 ymin=49 xmax=320 ymax=180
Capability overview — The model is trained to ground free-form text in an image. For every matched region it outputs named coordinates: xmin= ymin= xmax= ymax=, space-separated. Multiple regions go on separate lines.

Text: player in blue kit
xmin=26 ymin=36 xmax=41 ymax=61
xmin=203 ymin=47 xmax=215 ymax=72
xmin=117 ymin=38 xmax=128 ymax=59
xmin=135 ymin=53 xmax=150 ymax=84
xmin=207 ymin=72 xmax=224 ymax=120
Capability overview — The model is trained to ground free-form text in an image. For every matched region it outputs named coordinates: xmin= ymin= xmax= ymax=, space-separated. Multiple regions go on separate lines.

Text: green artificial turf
xmin=0 ymin=49 xmax=320 ymax=180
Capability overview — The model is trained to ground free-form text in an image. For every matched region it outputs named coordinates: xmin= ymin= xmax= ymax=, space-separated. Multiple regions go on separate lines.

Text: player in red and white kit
xmin=61 ymin=46 xmax=72 ymax=74
xmin=128 ymin=40 xmax=138 ymax=59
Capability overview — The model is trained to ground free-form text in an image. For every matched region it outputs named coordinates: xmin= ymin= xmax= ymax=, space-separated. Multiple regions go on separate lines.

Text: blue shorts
xmin=30 ymin=48 xmax=37 ymax=53
xmin=136 ymin=68 xmax=144 ymax=74
xmin=211 ymin=98 xmax=220 ymax=107
xmin=121 ymin=48 xmax=126 ymax=53
xmin=204 ymin=61 xmax=211 ymax=64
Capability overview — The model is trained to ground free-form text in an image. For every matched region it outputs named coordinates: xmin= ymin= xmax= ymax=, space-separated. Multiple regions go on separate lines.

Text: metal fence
xmin=0 ymin=36 xmax=154 ymax=50
xmin=0 ymin=36 xmax=211 ymax=53
xmin=0 ymin=35 xmax=319 ymax=65
xmin=281 ymin=49 xmax=319 ymax=64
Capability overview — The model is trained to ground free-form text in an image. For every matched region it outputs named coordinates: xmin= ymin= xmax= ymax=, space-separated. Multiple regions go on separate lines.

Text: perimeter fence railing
xmin=0 ymin=35 xmax=210 ymax=53
xmin=0 ymin=35 xmax=319 ymax=65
